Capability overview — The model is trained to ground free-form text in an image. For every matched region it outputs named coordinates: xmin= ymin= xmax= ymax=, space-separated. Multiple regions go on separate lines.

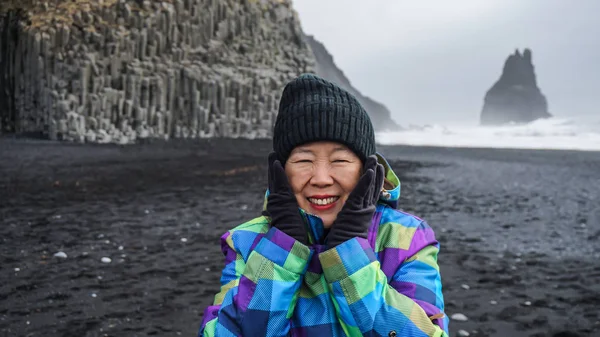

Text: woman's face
xmin=285 ymin=141 xmax=363 ymax=228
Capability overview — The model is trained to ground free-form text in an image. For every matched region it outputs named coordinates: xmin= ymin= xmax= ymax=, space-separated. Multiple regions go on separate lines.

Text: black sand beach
xmin=1 ymin=138 xmax=599 ymax=337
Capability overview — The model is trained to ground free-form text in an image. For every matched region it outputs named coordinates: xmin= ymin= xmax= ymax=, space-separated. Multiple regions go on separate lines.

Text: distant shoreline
xmin=2 ymin=134 xmax=599 ymax=154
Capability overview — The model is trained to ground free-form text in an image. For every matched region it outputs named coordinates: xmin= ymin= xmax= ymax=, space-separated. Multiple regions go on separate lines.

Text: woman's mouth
xmin=307 ymin=196 xmax=339 ymax=211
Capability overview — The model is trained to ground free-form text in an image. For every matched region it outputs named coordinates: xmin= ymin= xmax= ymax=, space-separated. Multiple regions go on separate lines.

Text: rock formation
xmin=0 ymin=0 xmax=399 ymax=144
xmin=305 ymin=35 xmax=399 ymax=131
xmin=0 ymin=0 xmax=316 ymax=143
xmin=480 ymin=48 xmax=551 ymax=126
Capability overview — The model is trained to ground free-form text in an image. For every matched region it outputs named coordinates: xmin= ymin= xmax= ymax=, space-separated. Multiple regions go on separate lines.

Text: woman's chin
xmin=315 ymin=212 xmax=338 ymax=228
xmin=300 ymin=202 xmax=341 ymax=228
xmin=322 ymin=221 xmax=334 ymax=229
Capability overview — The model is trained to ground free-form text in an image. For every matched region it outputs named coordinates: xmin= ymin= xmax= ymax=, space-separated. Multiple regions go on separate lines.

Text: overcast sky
xmin=293 ymin=0 xmax=600 ymax=126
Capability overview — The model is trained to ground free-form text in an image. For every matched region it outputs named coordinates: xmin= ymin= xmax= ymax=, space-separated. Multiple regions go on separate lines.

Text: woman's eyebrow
xmin=293 ymin=148 xmax=314 ymax=154
xmin=293 ymin=147 xmax=349 ymax=155
xmin=332 ymin=147 xmax=350 ymax=153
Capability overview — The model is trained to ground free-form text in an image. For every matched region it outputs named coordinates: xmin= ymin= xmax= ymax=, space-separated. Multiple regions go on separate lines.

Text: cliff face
xmin=0 ymin=0 xmax=315 ymax=143
xmin=480 ymin=48 xmax=551 ymax=126
xmin=305 ymin=35 xmax=399 ymax=131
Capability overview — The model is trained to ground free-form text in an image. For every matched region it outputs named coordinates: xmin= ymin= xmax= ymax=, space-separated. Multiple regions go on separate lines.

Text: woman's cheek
xmin=332 ymin=167 xmax=361 ymax=188
xmin=288 ymin=171 xmax=311 ymax=193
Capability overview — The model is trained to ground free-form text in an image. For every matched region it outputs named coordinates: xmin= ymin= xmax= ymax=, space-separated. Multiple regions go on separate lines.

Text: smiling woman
xmin=198 ymin=74 xmax=449 ymax=337
xmin=284 ymin=142 xmax=363 ymax=227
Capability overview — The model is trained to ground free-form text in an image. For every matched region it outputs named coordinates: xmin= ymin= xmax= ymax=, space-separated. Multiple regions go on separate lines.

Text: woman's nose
xmin=309 ymin=162 xmax=334 ymax=187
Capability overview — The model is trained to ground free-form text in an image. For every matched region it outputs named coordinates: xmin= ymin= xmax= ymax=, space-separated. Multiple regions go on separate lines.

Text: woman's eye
xmin=333 ymin=159 xmax=349 ymax=163
xmin=297 ymin=159 xmax=312 ymax=163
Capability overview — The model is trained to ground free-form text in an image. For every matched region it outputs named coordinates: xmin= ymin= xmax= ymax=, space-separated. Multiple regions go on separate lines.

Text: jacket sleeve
xmin=199 ymin=226 xmax=313 ymax=337
xmin=318 ymin=220 xmax=449 ymax=337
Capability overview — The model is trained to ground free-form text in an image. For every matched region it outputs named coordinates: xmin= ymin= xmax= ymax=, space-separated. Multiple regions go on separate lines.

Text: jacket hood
xmin=261 ymin=153 xmax=401 ymax=243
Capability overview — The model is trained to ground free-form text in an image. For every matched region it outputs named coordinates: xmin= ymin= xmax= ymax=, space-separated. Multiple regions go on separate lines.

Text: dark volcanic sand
xmin=1 ymin=138 xmax=599 ymax=337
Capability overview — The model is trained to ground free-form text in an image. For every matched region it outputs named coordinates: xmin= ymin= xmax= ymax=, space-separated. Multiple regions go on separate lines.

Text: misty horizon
xmin=294 ymin=0 xmax=600 ymax=126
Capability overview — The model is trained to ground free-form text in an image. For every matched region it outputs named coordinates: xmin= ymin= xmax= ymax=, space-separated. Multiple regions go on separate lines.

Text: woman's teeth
xmin=308 ymin=197 xmax=339 ymax=205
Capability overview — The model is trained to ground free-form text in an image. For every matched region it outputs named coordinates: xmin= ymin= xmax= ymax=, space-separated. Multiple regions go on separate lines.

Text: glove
xmin=325 ymin=155 xmax=384 ymax=248
xmin=263 ymin=152 xmax=308 ymax=245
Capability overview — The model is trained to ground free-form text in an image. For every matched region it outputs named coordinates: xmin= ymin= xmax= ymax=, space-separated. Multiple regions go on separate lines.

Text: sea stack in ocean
xmin=480 ymin=48 xmax=551 ymax=126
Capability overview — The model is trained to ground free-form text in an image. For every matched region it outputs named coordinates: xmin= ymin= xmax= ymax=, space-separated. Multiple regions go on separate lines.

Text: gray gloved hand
xmin=263 ymin=152 xmax=308 ymax=245
xmin=325 ymin=155 xmax=384 ymax=248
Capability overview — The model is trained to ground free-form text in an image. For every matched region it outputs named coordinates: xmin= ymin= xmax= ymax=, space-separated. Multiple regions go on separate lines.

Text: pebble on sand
xmin=523 ymin=301 xmax=532 ymax=306
xmin=14 ymin=268 xmax=20 ymax=272
xmin=101 ymin=257 xmax=112 ymax=264
xmin=461 ymin=284 xmax=470 ymax=290
xmin=181 ymin=238 xmax=188 ymax=243
xmin=490 ymin=300 xmax=498 ymax=305
xmin=457 ymin=330 xmax=470 ymax=337
xmin=54 ymin=251 xmax=68 ymax=259
xmin=451 ymin=313 xmax=468 ymax=322
xmin=118 ymin=246 xmax=124 ymax=250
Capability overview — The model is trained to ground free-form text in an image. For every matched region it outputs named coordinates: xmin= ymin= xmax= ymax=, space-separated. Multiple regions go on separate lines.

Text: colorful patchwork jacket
xmin=199 ymin=154 xmax=449 ymax=337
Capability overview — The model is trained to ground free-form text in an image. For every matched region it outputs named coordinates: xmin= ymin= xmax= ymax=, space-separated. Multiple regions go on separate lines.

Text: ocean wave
xmin=375 ymin=117 xmax=600 ymax=151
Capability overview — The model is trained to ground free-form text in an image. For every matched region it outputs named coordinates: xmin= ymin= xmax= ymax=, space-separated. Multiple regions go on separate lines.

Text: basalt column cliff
xmin=0 ymin=0 xmax=398 ymax=143
xmin=0 ymin=0 xmax=315 ymax=143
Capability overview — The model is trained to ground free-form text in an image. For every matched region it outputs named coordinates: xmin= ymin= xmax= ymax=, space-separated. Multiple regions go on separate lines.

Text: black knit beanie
xmin=273 ymin=74 xmax=376 ymax=163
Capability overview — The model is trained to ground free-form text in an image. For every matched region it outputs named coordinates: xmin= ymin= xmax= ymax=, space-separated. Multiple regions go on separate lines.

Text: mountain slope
xmin=305 ymin=35 xmax=399 ymax=131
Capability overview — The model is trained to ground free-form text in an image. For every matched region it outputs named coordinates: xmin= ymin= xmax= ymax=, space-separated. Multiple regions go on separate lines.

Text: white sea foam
xmin=376 ymin=117 xmax=600 ymax=151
